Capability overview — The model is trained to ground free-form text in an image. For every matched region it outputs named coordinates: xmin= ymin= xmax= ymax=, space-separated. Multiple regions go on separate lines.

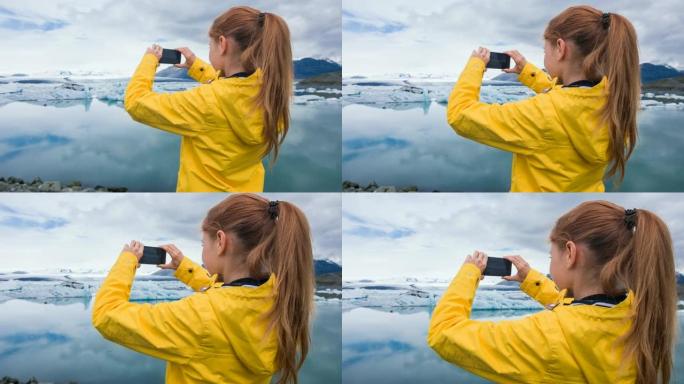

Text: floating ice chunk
xmin=344 ymin=281 xmax=543 ymax=310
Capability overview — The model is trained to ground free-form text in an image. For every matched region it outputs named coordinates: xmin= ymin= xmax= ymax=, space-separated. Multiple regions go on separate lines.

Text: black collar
xmin=222 ymin=276 xmax=269 ymax=287
xmin=572 ymin=292 xmax=627 ymax=307
xmin=224 ymin=71 xmax=254 ymax=79
xmin=563 ymin=79 xmax=600 ymax=88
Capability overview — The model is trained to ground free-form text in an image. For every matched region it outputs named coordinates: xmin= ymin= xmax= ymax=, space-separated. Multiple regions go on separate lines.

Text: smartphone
xmin=140 ymin=246 xmax=167 ymax=265
xmin=486 ymin=52 xmax=511 ymax=69
xmin=159 ymin=49 xmax=181 ymax=65
xmin=482 ymin=257 xmax=512 ymax=276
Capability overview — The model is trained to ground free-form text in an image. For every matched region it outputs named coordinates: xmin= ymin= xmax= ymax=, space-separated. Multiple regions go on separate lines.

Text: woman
xmin=92 ymin=194 xmax=314 ymax=384
xmin=428 ymin=201 xmax=676 ymax=383
xmin=447 ymin=6 xmax=640 ymax=192
xmin=125 ymin=6 xmax=293 ymax=192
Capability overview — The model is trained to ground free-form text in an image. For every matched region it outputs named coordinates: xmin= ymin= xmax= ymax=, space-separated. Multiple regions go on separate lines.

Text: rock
xmin=0 ymin=182 xmax=8 ymax=192
xmin=375 ymin=185 xmax=397 ymax=192
xmin=67 ymin=180 xmax=81 ymax=187
xmin=107 ymin=187 xmax=128 ymax=192
xmin=38 ymin=181 xmax=61 ymax=192
xmin=363 ymin=181 xmax=379 ymax=192
xmin=342 ymin=180 xmax=360 ymax=190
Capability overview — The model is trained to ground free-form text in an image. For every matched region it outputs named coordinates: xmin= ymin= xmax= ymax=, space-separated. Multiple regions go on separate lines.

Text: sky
xmin=343 ymin=0 xmax=684 ymax=76
xmin=0 ymin=193 xmax=341 ymax=272
xmin=0 ymin=0 xmax=341 ymax=75
xmin=343 ymin=193 xmax=684 ymax=281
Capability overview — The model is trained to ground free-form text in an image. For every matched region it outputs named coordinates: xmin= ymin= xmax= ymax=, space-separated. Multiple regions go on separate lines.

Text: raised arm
xmin=446 ymin=56 xmax=553 ymax=155
xmin=92 ymin=248 xmax=207 ymax=363
xmin=427 ymin=256 xmax=554 ymax=383
xmin=124 ymin=51 xmax=217 ymax=137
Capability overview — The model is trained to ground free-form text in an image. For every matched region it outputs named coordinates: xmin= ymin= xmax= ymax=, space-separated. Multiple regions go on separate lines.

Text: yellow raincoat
xmin=447 ymin=57 xmax=611 ymax=192
xmin=427 ymin=263 xmax=636 ymax=383
xmin=92 ymin=251 xmax=278 ymax=384
xmin=125 ymin=53 xmax=267 ymax=192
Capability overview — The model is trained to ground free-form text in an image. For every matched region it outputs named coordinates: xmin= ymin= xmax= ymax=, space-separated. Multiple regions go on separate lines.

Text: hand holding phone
xmin=159 ymin=49 xmax=182 ymax=65
xmin=140 ymin=246 xmax=167 ymax=265
xmin=482 ymin=257 xmax=512 ymax=276
xmin=486 ymin=52 xmax=511 ymax=70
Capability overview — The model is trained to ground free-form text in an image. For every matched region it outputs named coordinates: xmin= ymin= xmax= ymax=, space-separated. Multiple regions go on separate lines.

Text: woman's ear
xmin=218 ymin=35 xmax=228 ymax=55
xmin=216 ymin=230 xmax=229 ymax=256
xmin=565 ymin=240 xmax=578 ymax=268
xmin=555 ymin=38 xmax=567 ymax=61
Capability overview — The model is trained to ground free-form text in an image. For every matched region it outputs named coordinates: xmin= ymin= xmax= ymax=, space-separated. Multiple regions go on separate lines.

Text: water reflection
xmin=342 ymin=306 xmax=684 ymax=383
xmin=0 ymin=298 xmax=341 ymax=384
xmin=342 ymin=102 xmax=684 ymax=192
xmin=0 ymin=100 xmax=340 ymax=192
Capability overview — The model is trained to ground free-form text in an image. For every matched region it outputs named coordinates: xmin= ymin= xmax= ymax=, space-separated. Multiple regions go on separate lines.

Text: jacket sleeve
xmin=92 ymin=251 xmax=208 ymax=363
xmin=519 ymin=268 xmax=563 ymax=307
xmin=174 ymin=256 xmax=217 ymax=292
xmin=518 ymin=62 xmax=557 ymax=94
xmin=446 ymin=57 xmax=552 ymax=155
xmin=124 ymin=53 xmax=216 ymax=137
xmin=187 ymin=57 xmax=220 ymax=84
xmin=427 ymin=263 xmax=553 ymax=383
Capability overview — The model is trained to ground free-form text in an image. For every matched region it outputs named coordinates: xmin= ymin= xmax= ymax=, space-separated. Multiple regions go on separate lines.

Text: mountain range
xmin=491 ymin=63 xmax=684 ymax=84
xmin=156 ymin=57 xmax=341 ymax=81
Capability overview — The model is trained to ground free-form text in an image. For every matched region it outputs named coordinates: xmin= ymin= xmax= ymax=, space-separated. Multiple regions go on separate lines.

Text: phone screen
xmin=482 ymin=257 xmax=512 ymax=276
xmin=140 ymin=246 xmax=167 ymax=265
xmin=159 ymin=49 xmax=181 ymax=65
xmin=486 ymin=52 xmax=511 ymax=69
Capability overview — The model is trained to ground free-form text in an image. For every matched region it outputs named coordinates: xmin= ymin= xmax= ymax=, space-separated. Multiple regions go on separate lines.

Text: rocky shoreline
xmin=343 ymin=180 xmax=420 ymax=192
xmin=0 ymin=177 xmax=127 ymax=192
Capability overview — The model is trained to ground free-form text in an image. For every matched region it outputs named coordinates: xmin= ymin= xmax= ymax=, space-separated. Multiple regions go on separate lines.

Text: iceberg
xmin=343 ymin=279 xmax=543 ymax=311
xmin=343 ymin=76 xmax=684 ymax=111
xmin=0 ymin=76 xmax=341 ymax=108
xmin=0 ymin=272 xmax=339 ymax=303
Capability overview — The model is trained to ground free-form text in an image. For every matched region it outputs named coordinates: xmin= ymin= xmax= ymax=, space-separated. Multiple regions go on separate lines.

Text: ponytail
xmin=202 ymin=194 xmax=314 ymax=384
xmin=210 ymin=7 xmax=293 ymax=165
xmin=545 ymin=6 xmax=640 ymax=183
xmin=266 ymin=201 xmax=315 ymax=384
xmin=551 ymin=201 xmax=676 ymax=383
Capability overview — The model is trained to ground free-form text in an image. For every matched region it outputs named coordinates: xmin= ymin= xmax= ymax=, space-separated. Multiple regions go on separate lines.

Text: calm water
xmin=0 ymin=100 xmax=341 ymax=192
xmin=342 ymin=103 xmax=684 ymax=192
xmin=342 ymin=306 xmax=684 ymax=383
xmin=0 ymin=298 xmax=341 ymax=384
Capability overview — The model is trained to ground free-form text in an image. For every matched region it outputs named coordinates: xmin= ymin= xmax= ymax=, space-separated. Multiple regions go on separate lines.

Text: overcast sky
xmin=0 ymin=0 xmax=340 ymax=75
xmin=0 ymin=193 xmax=341 ymax=273
xmin=343 ymin=193 xmax=684 ymax=281
xmin=343 ymin=0 xmax=684 ymax=76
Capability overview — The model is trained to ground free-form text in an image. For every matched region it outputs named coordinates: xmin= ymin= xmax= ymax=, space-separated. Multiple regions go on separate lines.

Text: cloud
xmin=0 ymin=193 xmax=341 ymax=272
xmin=0 ymin=0 xmax=341 ymax=75
xmin=342 ymin=193 xmax=684 ymax=280
xmin=343 ymin=0 xmax=684 ymax=76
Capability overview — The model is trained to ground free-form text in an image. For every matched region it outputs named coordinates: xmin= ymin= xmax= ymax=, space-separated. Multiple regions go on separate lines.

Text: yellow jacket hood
xmin=541 ymin=75 xmax=610 ymax=166
xmin=92 ymin=252 xmax=278 ymax=384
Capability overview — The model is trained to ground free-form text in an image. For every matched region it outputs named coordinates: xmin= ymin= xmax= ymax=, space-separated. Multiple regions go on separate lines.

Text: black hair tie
xmin=601 ymin=13 xmax=611 ymax=29
xmin=624 ymin=208 xmax=637 ymax=231
xmin=257 ymin=12 xmax=266 ymax=27
xmin=268 ymin=200 xmax=279 ymax=220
